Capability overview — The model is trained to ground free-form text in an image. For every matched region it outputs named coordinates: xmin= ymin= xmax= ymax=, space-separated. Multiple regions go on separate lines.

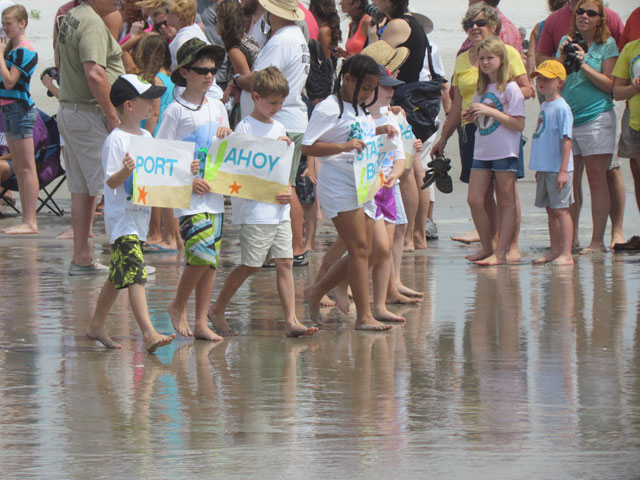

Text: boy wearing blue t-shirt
xmin=87 ymin=75 xmax=176 ymax=353
xmin=530 ymin=60 xmax=574 ymax=266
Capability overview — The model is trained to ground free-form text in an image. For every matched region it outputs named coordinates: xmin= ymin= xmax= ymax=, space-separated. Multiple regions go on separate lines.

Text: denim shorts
xmin=2 ymin=102 xmax=37 ymax=139
xmin=471 ymin=156 xmax=519 ymax=172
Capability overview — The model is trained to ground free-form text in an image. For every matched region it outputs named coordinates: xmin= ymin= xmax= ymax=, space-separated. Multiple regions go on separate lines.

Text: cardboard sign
xmin=129 ymin=137 xmax=195 ymax=208
xmin=204 ymin=132 xmax=294 ymax=204
xmin=393 ymin=112 xmax=417 ymax=170
xmin=353 ymin=134 xmax=395 ymax=204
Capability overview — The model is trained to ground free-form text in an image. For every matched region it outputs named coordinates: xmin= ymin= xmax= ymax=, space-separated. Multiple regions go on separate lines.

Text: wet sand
xmin=3 ymin=0 xmax=639 ymax=477
xmin=1 ymin=183 xmax=640 ymax=478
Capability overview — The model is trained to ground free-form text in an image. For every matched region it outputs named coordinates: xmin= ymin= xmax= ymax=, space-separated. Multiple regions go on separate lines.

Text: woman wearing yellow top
xmin=432 ymin=3 xmax=533 ymax=248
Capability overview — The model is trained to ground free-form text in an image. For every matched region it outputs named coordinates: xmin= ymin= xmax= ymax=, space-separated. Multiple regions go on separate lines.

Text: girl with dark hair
xmin=340 ymin=0 xmax=371 ymax=56
xmin=302 ymin=55 xmax=398 ymax=331
xmin=309 ymin=0 xmax=342 ymax=63
xmin=216 ymin=0 xmax=260 ymax=127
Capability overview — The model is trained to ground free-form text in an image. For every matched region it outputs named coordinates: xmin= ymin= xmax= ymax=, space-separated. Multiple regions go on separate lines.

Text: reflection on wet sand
xmin=0 ymin=214 xmax=639 ymax=477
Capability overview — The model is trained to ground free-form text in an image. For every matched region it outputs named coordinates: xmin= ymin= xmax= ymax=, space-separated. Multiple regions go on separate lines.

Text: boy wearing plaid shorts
xmin=157 ymin=39 xmax=232 ymax=342
xmin=87 ymin=75 xmax=176 ymax=353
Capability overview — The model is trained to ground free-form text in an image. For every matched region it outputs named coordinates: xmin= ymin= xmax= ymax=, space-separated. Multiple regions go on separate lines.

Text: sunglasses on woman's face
xmin=576 ymin=7 xmax=600 ymax=17
xmin=187 ymin=66 xmax=217 ymax=75
xmin=155 ymin=20 xmax=168 ymax=28
xmin=464 ymin=18 xmax=488 ymax=30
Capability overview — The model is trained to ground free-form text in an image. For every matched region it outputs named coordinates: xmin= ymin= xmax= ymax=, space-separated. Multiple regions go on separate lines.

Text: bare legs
xmin=168 ymin=265 xmax=223 ymax=341
xmin=304 ymin=208 xmax=391 ymax=331
xmin=399 ymin=167 xmax=419 ymax=251
xmin=607 ymin=166 xmax=625 ymax=248
xmin=532 ymin=207 xmax=574 ymax=266
xmin=2 ymin=136 xmax=38 ymax=234
xmin=70 ymin=193 xmax=98 ymax=266
xmin=579 ymin=154 xmax=611 ymax=254
xmin=87 ymin=281 xmax=175 ymax=353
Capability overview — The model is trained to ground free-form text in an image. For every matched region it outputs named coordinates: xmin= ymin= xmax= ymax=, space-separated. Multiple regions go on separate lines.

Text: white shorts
xmin=572 ymin=109 xmax=616 ymax=158
xmin=239 ymin=222 xmax=293 ymax=267
xmin=393 ymin=182 xmax=407 ymax=225
xmin=317 ymin=161 xmax=377 ymax=220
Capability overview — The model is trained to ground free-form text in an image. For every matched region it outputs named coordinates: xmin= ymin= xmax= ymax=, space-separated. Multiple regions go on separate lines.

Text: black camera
xmin=40 ymin=66 xmax=60 ymax=98
xmin=364 ymin=3 xmax=383 ymax=23
xmin=562 ymin=32 xmax=588 ymax=74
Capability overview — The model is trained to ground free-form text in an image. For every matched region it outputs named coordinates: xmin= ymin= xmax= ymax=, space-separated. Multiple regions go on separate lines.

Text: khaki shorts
xmin=287 ymin=132 xmax=303 ymax=187
xmin=572 ymin=109 xmax=616 ymax=158
xmin=617 ymin=106 xmax=640 ymax=158
xmin=58 ymin=104 xmax=109 ymax=196
xmin=239 ymin=222 xmax=293 ymax=267
xmin=535 ymin=171 xmax=574 ymax=209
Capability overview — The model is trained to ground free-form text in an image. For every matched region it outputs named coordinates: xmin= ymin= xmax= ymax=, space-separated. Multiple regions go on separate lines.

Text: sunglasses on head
xmin=187 ymin=66 xmax=217 ymax=75
xmin=576 ymin=7 xmax=600 ymax=17
xmin=464 ymin=18 xmax=488 ymax=30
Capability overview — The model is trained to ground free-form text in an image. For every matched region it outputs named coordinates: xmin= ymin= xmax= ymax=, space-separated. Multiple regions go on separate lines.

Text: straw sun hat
xmin=361 ymin=40 xmax=409 ymax=74
xmin=258 ymin=0 xmax=304 ymax=21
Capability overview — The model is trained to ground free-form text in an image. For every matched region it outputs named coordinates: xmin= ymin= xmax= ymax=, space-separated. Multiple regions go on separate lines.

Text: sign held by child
xmin=205 ymin=132 xmax=294 ymax=204
xmin=128 ymin=137 xmax=195 ymax=209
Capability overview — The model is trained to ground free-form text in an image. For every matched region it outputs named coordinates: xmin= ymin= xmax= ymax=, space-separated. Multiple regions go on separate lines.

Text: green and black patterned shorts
xmin=109 ymin=235 xmax=147 ymax=289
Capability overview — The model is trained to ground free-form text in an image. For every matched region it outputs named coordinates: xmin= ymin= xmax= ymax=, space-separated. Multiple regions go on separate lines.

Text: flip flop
xmin=143 ymin=243 xmax=179 ymax=253
xmin=421 ymin=154 xmax=453 ymax=194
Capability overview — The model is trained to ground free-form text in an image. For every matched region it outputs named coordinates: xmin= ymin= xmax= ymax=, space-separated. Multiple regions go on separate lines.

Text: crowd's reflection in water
xmin=0 ymin=236 xmax=639 ymax=476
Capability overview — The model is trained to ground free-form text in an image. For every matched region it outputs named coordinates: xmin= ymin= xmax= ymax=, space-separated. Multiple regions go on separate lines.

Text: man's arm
xmin=83 ymin=61 xmax=119 ymax=132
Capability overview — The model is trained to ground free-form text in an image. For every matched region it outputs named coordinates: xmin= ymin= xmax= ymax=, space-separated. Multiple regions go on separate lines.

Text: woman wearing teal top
xmin=556 ymin=0 xmax=619 ymax=253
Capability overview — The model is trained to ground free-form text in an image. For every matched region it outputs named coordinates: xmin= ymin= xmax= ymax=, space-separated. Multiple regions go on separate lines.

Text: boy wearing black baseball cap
xmin=86 ymin=74 xmax=177 ymax=354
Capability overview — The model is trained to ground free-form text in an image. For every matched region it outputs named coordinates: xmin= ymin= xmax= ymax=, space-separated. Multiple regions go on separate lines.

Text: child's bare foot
xmin=551 ymin=254 xmax=574 ymax=266
xmin=320 ymin=294 xmax=336 ymax=307
xmin=207 ymin=309 xmax=237 ymax=336
xmin=578 ymin=243 xmax=607 ymax=255
xmin=194 ymin=323 xmax=224 ymax=342
xmin=465 ymin=249 xmax=493 ymax=262
xmin=304 ymin=286 xmax=324 ymax=325
xmin=334 ymin=283 xmax=350 ymax=315
xmin=86 ymin=324 xmax=122 ymax=349
xmin=451 ymin=230 xmax=480 ymax=244
xmin=285 ymin=320 xmax=319 ymax=337
xmin=372 ymin=306 xmax=406 ymax=323
xmin=403 ymin=240 xmax=415 ymax=252
xmin=397 ymin=284 xmax=424 ymax=298
xmin=386 ymin=291 xmax=422 ymax=304
xmin=413 ymin=232 xmax=428 ymax=250
xmin=475 ymin=254 xmax=507 ymax=266
xmin=144 ymin=332 xmax=176 ymax=354
xmin=507 ymin=246 xmax=521 ymax=263
xmin=168 ymin=301 xmax=193 ymax=337
xmin=532 ymin=253 xmax=557 ymax=265
xmin=355 ymin=315 xmax=394 ymax=331
xmin=2 ymin=223 xmax=38 ymax=235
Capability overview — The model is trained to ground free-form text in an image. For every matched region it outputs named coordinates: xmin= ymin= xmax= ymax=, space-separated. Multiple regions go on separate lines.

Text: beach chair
xmin=0 ymin=109 xmax=66 ymax=217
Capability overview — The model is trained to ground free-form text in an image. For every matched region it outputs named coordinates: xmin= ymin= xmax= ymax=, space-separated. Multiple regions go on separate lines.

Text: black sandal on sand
xmin=421 ymin=154 xmax=453 ymax=194
xmin=613 ymin=235 xmax=640 ymax=252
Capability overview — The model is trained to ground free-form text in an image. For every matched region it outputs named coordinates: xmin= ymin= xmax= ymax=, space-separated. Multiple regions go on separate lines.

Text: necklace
xmin=173 ymin=89 xmax=207 ymax=111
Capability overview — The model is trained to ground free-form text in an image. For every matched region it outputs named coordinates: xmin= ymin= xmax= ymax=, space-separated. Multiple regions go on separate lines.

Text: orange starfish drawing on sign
xmin=137 ymin=186 xmax=148 ymax=205
xmin=229 ymin=181 xmax=241 ymax=194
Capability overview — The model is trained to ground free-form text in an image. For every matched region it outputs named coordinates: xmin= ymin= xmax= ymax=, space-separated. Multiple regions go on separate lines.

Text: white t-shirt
xmin=170 ymin=23 xmax=223 ymax=99
xmin=373 ymin=113 xmax=404 ymax=176
xmin=156 ymin=97 xmax=230 ymax=217
xmin=248 ymin=13 xmax=269 ymax=48
xmin=240 ymin=25 xmax=310 ymax=131
xmin=473 ymin=81 xmax=525 ymax=161
xmin=230 ymin=116 xmax=290 ymax=224
xmin=303 ymin=95 xmax=377 ymax=166
xmin=419 ymin=42 xmax=446 ymax=82
xmin=102 ymin=128 xmax=152 ymax=243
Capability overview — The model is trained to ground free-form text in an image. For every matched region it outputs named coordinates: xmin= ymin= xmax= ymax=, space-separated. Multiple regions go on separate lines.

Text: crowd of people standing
xmin=1 ymin=0 xmax=640 ymax=353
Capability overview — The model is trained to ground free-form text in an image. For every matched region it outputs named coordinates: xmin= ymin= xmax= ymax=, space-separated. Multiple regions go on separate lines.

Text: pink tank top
xmin=345 ymin=15 xmax=369 ymax=55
